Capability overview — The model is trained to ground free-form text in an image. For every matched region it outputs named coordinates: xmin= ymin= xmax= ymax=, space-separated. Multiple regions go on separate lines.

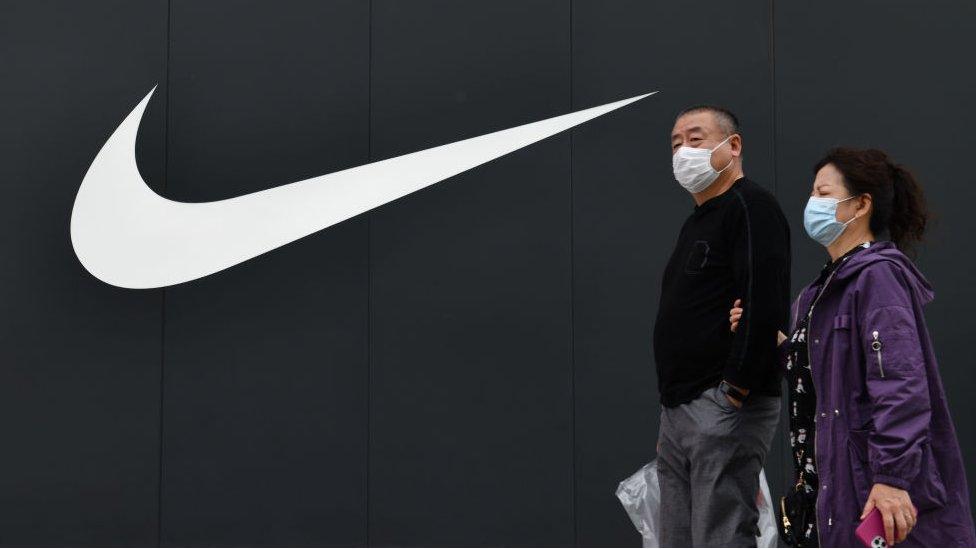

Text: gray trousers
xmin=657 ymin=385 xmax=780 ymax=547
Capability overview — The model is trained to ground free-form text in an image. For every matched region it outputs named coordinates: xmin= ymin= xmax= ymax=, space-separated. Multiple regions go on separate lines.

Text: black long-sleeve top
xmin=653 ymin=177 xmax=791 ymax=407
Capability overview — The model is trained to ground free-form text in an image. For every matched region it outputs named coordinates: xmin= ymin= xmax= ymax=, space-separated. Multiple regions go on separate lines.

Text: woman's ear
xmin=857 ymin=193 xmax=873 ymax=217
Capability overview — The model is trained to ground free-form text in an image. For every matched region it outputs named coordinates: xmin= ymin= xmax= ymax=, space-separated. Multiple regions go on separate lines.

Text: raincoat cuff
xmin=872 ymin=473 xmax=912 ymax=491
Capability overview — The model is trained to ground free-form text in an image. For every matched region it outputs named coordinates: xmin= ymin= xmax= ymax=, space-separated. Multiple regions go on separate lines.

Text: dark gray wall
xmin=368 ymin=2 xmax=574 ymax=545
xmin=0 ymin=1 xmax=167 ymax=545
xmin=159 ymin=1 xmax=370 ymax=545
xmin=0 ymin=0 xmax=972 ymax=546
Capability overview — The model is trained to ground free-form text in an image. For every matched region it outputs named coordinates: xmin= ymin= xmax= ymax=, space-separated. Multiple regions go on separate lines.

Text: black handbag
xmin=778 ymin=472 xmax=818 ymax=548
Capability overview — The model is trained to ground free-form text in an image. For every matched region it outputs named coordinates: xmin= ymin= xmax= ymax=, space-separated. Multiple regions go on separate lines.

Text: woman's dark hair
xmin=813 ymin=147 xmax=929 ymax=255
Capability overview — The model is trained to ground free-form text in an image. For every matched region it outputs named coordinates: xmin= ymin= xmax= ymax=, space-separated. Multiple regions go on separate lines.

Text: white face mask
xmin=672 ymin=135 xmax=734 ymax=193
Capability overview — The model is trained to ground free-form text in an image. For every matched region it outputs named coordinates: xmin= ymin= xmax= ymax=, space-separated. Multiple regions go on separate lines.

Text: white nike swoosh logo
xmin=71 ymin=87 xmax=655 ymax=289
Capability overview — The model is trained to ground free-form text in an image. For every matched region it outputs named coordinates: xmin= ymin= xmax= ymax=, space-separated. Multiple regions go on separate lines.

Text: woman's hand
xmin=730 ymin=299 xmax=742 ymax=332
xmin=861 ymin=483 xmax=918 ymax=546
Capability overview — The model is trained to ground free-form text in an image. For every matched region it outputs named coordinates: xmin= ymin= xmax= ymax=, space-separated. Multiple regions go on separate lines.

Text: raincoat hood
xmin=833 ymin=241 xmax=934 ymax=305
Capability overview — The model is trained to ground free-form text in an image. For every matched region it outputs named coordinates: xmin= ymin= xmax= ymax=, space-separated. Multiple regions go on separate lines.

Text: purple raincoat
xmin=788 ymin=241 xmax=975 ymax=546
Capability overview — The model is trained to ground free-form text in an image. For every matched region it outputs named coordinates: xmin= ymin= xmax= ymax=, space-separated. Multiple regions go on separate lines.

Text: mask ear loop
xmin=712 ymin=135 xmax=735 ymax=174
xmin=709 ymin=134 xmax=734 ymax=152
xmin=837 ymin=195 xmax=862 ymax=226
xmin=717 ymin=155 xmax=734 ymax=174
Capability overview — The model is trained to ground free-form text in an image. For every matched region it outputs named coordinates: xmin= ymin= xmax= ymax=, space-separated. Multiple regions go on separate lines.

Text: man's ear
xmin=730 ymin=134 xmax=743 ymax=158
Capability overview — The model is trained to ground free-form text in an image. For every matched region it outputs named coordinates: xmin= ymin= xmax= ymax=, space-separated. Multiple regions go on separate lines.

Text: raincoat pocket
xmin=848 ymin=429 xmax=872 ymax=508
xmin=850 ymin=430 xmax=948 ymax=512
xmin=909 ymin=443 xmax=949 ymax=511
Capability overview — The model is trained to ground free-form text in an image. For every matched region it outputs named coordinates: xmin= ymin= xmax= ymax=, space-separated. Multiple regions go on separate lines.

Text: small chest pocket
xmin=828 ymin=315 xmax=857 ymax=376
xmin=833 ymin=314 xmax=851 ymax=330
xmin=684 ymin=240 xmax=710 ymax=275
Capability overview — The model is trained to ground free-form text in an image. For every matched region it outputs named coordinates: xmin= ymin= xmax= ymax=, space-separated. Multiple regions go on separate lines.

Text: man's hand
xmin=861 ymin=483 xmax=918 ymax=546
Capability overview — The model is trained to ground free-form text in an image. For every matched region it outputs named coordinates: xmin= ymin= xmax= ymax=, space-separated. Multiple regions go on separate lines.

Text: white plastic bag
xmin=616 ymin=459 xmax=777 ymax=547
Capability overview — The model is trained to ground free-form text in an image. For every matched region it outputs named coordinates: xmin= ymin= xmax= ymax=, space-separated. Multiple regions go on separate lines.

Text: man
xmin=654 ymin=105 xmax=791 ymax=546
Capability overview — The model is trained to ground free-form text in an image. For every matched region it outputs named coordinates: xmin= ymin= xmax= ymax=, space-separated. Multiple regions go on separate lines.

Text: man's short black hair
xmin=676 ymin=105 xmax=740 ymax=136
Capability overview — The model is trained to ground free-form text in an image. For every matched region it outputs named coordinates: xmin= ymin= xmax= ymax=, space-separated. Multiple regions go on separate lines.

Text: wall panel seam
xmin=366 ymin=0 xmax=373 ymax=545
xmin=157 ymin=0 xmax=172 ymax=545
xmin=569 ymin=0 xmax=578 ymax=545
xmin=769 ymin=0 xmax=792 ymax=495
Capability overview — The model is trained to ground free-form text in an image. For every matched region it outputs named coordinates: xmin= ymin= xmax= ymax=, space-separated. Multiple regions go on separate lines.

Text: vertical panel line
xmin=366 ymin=0 xmax=373 ymax=545
xmin=769 ymin=0 xmax=791 ymax=495
xmin=569 ymin=0 xmax=577 ymax=545
xmin=770 ymin=0 xmax=778 ymax=199
xmin=157 ymin=0 xmax=172 ymax=545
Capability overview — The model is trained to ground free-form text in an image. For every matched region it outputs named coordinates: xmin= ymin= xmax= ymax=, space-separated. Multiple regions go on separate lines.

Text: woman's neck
xmin=827 ymin=220 xmax=874 ymax=261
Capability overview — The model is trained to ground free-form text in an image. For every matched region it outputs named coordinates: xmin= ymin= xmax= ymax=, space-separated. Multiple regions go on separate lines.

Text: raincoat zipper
xmin=806 ymin=267 xmax=839 ymax=544
xmin=872 ymin=330 xmax=885 ymax=378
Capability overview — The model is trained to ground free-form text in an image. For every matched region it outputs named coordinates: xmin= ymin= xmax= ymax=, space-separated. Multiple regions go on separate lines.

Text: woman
xmin=730 ymin=148 xmax=975 ymax=547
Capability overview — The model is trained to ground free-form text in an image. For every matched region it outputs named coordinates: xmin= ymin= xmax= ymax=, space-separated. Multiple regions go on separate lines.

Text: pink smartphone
xmin=856 ymin=508 xmax=887 ymax=547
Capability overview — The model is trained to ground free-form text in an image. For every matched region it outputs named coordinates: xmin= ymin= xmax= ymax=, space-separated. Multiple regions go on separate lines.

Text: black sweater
xmin=653 ymin=177 xmax=791 ymax=407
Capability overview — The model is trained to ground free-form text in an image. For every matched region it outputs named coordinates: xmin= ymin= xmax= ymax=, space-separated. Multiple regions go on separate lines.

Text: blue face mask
xmin=803 ymin=195 xmax=859 ymax=246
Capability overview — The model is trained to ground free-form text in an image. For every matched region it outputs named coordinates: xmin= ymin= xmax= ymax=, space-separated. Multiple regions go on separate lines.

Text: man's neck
xmin=692 ymin=168 xmax=745 ymax=206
